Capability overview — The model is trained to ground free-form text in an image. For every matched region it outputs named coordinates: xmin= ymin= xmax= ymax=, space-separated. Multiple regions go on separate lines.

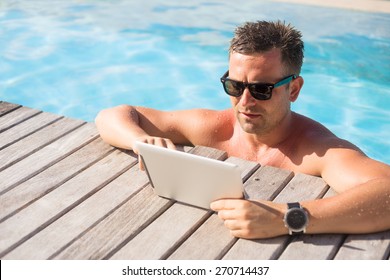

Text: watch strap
xmin=287 ymin=202 xmax=301 ymax=209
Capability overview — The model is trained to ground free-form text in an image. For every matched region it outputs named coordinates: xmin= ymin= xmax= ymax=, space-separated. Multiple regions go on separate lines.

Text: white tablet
xmin=134 ymin=141 xmax=244 ymax=209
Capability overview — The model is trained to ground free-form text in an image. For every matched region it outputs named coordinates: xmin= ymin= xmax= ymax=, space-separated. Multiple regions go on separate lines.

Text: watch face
xmin=286 ymin=209 xmax=307 ymax=230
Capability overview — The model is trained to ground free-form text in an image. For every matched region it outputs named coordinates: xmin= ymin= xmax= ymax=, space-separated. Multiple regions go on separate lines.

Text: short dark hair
xmin=229 ymin=20 xmax=304 ymax=75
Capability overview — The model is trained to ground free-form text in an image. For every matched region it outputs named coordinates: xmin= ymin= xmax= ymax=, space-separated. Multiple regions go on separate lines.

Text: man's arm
xmin=211 ymin=143 xmax=390 ymax=239
xmin=307 ymin=145 xmax=390 ymax=234
xmin=95 ymin=105 xmax=181 ymax=151
xmin=95 ymin=105 xmax=233 ymax=152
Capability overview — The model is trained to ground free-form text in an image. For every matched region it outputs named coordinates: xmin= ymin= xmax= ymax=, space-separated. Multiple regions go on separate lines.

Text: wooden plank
xmin=167 ymin=213 xmax=236 ymax=260
xmin=279 ymin=234 xmax=346 ymax=260
xmin=168 ymin=165 xmax=292 ymax=260
xmin=274 ymin=173 xmax=329 ymax=203
xmin=0 ymin=117 xmax=85 ymax=171
xmin=334 ymin=230 xmax=390 ymax=260
xmin=224 ymin=236 xmax=289 ymax=260
xmin=53 ymin=185 xmax=173 ymax=260
xmin=0 ymin=111 xmax=62 ymax=150
xmin=4 ymin=154 xmax=148 ymax=260
xmin=223 ymin=173 xmax=328 ymax=260
xmin=0 ymin=102 xmax=21 ymax=117
xmin=0 ymin=123 xmax=98 ymax=194
xmin=243 ymin=165 xmax=294 ymax=200
xmin=110 ymin=203 xmax=211 ymax=260
xmin=188 ymin=145 xmax=228 ymax=160
xmin=52 ymin=146 xmax=227 ymax=259
xmin=0 ymin=106 xmax=41 ymax=133
xmin=0 ymin=149 xmax=133 ymax=258
xmin=0 ymin=138 xmax=114 ymax=222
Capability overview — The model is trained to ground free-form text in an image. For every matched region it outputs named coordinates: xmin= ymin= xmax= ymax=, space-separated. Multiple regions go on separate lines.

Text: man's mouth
xmin=240 ymin=111 xmax=262 ymax=119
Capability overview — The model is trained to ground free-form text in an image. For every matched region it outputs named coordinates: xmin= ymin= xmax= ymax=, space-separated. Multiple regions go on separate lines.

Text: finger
xmin=210 ymin=199 xmax=243 ymax=211
xmin=158 ymin=138 xmax=177 ymax=150
xmin=153 ymin=137 xmax=166 ymax=147
xmin=146 ymin=137 xmax=156 ymax=145
xmin=138 ymin=154 xmax=145 ymax=171
xmin=229 ymin=229 xmax=250 ymax=239
xmin=165 ymin=139 xmax=177 ymax=150
xmin=222 ymin=220 xmax=254 ymax=238
xmin=224 ymin=219 xmax=241 ymax=230
xmin=147 ymin=137 xmax=176 ymax=151
xmin=217 ymin=209 xmax=238 ymax=221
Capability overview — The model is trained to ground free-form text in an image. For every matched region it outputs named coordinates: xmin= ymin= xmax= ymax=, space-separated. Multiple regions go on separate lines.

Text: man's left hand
xmin=210 ymin=199 xmax=288 ymax=239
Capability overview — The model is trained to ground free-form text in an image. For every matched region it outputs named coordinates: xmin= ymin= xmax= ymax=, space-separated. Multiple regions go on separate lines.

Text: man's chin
xmin=238 ymin=121 xmax=264 ymax=135
xmin=235 ymin=112 xmax=267 ymax=134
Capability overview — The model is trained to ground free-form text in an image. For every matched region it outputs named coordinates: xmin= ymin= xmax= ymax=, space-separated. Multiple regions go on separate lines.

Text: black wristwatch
xmin=283 ymin=202 xmax=309 ymax=235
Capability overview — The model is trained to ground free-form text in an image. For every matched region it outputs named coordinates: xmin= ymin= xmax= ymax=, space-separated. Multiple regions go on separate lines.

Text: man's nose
xmin=239 ymin=87 xmax=257 ymax=106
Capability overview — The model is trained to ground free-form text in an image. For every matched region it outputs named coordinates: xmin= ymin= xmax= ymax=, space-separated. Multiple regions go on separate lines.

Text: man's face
xmin=228 ymin=49 xmax=294 ymax=136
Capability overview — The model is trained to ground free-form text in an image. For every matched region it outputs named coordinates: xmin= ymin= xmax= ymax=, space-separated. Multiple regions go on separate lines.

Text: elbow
xmin=94 ymin=105 xmax=137 ymax=146
xmin=95 ymin=104 xmax=132 ymax=127
xmin=95 ymin=108 xmax=110 ymax=143
xmin=95 ymin=108 xmax=108 ymax=135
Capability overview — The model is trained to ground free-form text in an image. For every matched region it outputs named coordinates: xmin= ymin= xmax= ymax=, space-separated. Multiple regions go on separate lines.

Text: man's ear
xmin=289 ymin=76 xmax=304 ymax=102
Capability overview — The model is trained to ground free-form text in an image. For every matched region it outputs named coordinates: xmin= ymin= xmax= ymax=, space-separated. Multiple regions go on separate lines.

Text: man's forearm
xmin=304 ymin=178 xmax=390 ymax=234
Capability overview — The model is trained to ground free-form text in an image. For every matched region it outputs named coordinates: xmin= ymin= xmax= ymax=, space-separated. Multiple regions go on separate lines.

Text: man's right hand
xmin=132 ymin=136 xmax=176 ymax=171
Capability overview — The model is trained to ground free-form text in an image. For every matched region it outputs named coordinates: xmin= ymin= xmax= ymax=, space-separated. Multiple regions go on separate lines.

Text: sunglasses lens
xmin=221 ymin=76 xmax=273 ymax=100
xmin=250 ymin=85 xmax=272 ymax=100
xmin=223 ymin=80 xmax=243 ymax=97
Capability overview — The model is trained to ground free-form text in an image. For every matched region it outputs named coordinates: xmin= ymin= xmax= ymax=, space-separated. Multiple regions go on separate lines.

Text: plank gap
xmin=327 ymin=234 xmax=348 ymax=259
xmin=0 ymin=125 xmax=99 ymax=196
xmin=0 ymin=148 xmax=116 ymax=223
xmin=215 ymin=237 xmax=239 ymax=260
xmin=0 ymin=121 xmax=86 ymax=173
xmin=0 ymin=108 xmax=42 ymax=134
xmin=271 ymin=236 xmax=294 ymax=260
xmin=0 ymin=103 xmax=22 ymax=118
xmin=0 ymin=156 xmax=136 ymax=258
xmin=49 ymin=179 xmax=153 ymax=260
xmin=0 ymin=115 xmax=64 ymax=151
xmin=159 ymin=210 xmax=214 ymax=260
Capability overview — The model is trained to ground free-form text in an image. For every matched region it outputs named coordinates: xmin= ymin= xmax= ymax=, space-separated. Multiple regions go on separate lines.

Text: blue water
xmin=0 ymin=0 xmax=389 ymax=164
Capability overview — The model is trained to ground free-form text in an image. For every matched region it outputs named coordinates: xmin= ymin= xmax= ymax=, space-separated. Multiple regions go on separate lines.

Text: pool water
xmin=0 ymin=0 xmax=389 ymax=164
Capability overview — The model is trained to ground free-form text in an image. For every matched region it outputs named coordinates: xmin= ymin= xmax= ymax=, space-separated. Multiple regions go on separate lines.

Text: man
xmin=95 ymin=21 xmax=390 ymax=239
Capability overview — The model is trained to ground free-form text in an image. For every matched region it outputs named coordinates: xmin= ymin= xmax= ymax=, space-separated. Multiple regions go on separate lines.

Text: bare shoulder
xmin=292 ymin=113 xmax=390 ymax=192
xmin=293 ymin=112 xmax=362 ymax=152
xmin=178 ymin=108 xmax=235 ymax=146
xmin=135 ymin=106 xmax=235 ymax=146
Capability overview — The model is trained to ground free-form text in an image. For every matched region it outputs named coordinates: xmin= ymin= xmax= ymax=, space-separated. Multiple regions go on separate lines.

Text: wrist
xmin=283 ymin=202 xmax=309 ymax=235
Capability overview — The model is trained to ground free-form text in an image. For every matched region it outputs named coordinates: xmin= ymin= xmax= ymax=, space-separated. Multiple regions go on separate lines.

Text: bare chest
xmin=215 ymin=137 xmax=318 ymax=175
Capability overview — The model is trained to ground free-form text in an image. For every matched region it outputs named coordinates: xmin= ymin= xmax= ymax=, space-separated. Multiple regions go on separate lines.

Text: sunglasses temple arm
xmin=274 ymin=75 xmax=296 ymax=87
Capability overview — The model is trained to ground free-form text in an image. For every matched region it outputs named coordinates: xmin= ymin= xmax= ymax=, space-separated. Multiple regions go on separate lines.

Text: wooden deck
xmin=0 ymin=101 xmax=389 ymax=260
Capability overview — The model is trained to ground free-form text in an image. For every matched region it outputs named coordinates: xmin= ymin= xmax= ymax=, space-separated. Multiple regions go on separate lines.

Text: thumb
xmin=138 ymin=154 xmax=145 ymax=171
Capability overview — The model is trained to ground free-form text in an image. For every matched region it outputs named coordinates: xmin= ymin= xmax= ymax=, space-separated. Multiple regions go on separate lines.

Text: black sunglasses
xmin=220 ymin=71 xmax=297 ymax=100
